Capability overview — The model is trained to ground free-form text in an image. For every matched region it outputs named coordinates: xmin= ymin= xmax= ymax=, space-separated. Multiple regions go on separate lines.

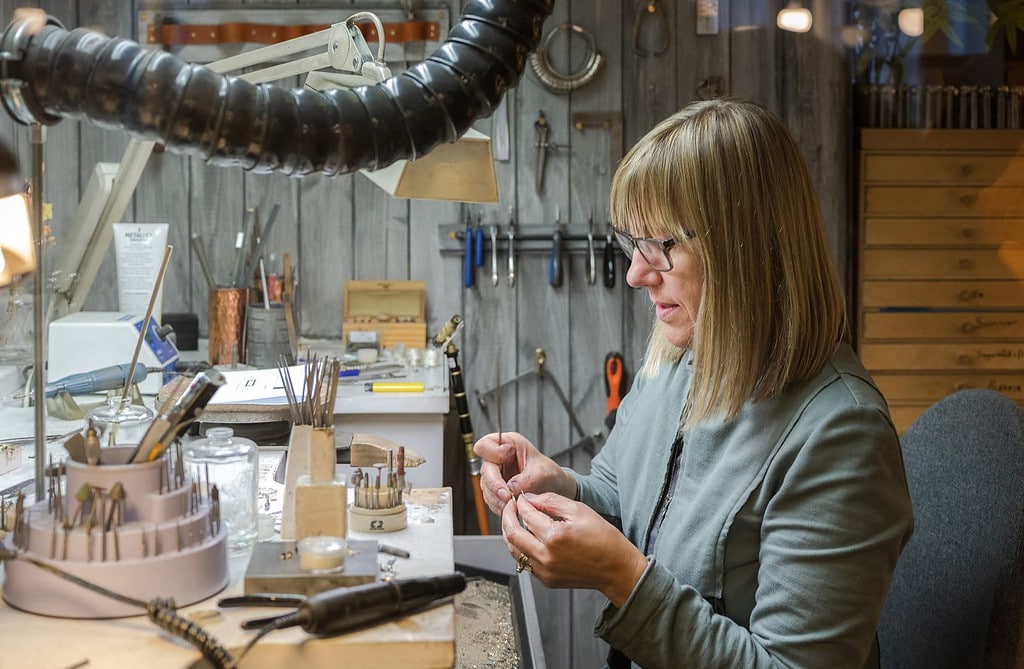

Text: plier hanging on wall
xmin=534 ymin=110 xmax=551 ymax=195
xmin=632 ymin=0 xmax=670 ymax=57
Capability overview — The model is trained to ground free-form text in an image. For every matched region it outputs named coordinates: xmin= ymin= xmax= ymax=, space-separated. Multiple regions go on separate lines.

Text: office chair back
xmin=878 ymin=389 xmax=1024 ymax=669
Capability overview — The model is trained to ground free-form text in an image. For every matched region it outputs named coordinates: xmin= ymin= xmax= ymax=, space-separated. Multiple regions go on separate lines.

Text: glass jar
xmin=86 ymin=395 xmax=155 ymax=447
xmin=183 ymin=427 xmax=258 ymax=556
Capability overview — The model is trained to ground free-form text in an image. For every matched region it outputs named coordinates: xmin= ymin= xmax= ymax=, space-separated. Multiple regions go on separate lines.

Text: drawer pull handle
xmin=959 ymin=258 xmax=972 ymax=270
xmin=960 ymin=194 xmax=976 ymax=206
xmin=960 ymin=227 xmax=976 ymax=239
xmin=960 ymin=321 xmax=977 ymax=333
xmin=961 ymin=164 xmax=974 ymax=176
xmin=958 ymin=354 xmax=972 ymax=365
xmin=958 ymin=289 xmax=984 ymax=301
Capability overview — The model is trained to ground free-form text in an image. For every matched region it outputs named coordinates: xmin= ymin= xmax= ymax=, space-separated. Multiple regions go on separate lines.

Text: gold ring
xmin=516 ymin=553 xmax=532 ymax=573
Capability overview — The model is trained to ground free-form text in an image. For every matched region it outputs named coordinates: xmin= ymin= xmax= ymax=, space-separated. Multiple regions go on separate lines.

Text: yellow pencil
xmin=365 ymin=381 xmax=425 ymax=393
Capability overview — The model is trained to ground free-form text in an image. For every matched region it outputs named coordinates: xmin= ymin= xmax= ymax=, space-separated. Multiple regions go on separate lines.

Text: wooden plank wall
xmin=0 ymin=1 xmax=850 ymax=666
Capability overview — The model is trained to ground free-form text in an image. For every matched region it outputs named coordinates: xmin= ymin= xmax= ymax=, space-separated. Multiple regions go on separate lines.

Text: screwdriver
xmin=604 ymin=352 xmax=627 ymax=429
xmin=19 ymin=363 xmax=150 ymax=399
xmin=463 ymin=214 xmax=475 ymax=288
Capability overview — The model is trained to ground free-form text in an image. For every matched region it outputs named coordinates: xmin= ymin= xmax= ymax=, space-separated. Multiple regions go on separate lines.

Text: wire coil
xmin=528 ymin=23 xmax=604 ymax=94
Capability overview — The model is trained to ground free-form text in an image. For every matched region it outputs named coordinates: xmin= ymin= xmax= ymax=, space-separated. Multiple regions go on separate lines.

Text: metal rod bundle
xmin=277 ymin=353 xmax=340 ymax=427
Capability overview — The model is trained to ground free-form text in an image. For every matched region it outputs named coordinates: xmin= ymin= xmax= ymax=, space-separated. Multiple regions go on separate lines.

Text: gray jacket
xmin=574 ymin=343 xmax=913 ymax=668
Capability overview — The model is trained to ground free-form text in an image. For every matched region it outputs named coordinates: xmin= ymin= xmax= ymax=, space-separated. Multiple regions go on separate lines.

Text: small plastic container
xmin=183 ymin=427 xmax=259 ymax=556
xmin=298 ymin=535 xmax=347 ymax=573
xmin=86 ymin=395 xmax=155 ymax=447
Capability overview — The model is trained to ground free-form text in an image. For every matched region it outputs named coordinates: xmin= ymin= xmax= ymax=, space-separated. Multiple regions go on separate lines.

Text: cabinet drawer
xmin=872 ymin=372 xmax=1024 ymax=402
xmin=861 ymin=280 xmax=1024 ymax=309
xmin=860 ymin=248 xmax=1024 ymax=280
xmin=862 ymin=129 xmax=1024 ymax=152
xmin=863 ymin=218 xmax=1024 ymax=247
xmin=863 ymin=154 xmax=1024 ymax=185
xmin=860 ymin=311 xmax=1024 ymax=341
xmin=864 ymin=186 xmax=1024 ymax=217
xmin=860 ymin=342 xmax=1024 ymax=371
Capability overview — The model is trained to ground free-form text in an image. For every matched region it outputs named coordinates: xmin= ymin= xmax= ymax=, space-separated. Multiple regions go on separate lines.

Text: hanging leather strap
xmin=147 ymin=20 xmax=440 ymax=46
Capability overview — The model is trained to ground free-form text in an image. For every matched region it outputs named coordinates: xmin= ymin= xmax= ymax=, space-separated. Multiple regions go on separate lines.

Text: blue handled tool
xmin=548 ymin=206 xmax=563 ymax=288
xmin=38 ymin=363 xmax=149 ymax=398
xmin=474 ymin=218 xmax=485 ymax=267
xmin=548 ymin=228 xmax=563 ymax=287
xmin=463 ymin=219 xmax=475 ymax=288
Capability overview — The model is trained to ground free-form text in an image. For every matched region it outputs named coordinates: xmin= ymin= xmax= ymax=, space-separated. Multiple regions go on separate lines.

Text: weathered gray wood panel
xmin=564 ymin=0 xmax=624 ymax=665
xmin=779 ymin=0 xmax=852 ymax=293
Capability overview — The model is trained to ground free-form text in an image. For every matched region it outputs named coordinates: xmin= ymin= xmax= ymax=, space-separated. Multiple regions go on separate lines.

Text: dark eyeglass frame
xmin=613 ymin=228 xmax=695 ymax=272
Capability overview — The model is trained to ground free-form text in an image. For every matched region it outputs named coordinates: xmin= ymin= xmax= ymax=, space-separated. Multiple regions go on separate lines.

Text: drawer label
xmin=971 ymin=315 xmax=1020 ymax=330
xmin=977 ymin=348 xmax=1024 ymax=361
xmin=988 ymin=380 xmax=1024 ymax=393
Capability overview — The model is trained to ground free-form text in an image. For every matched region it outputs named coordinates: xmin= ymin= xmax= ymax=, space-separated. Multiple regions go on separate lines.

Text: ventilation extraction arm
xmin=0 ymin=0 xmax=555 ymax=176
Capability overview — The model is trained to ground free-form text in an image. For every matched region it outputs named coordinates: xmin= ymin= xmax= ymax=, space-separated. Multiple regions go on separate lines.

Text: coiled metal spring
xmin=528 ymin=23 xmax=604 ymax=94
xmin=148 ymin=599 xmax=237 ymax=669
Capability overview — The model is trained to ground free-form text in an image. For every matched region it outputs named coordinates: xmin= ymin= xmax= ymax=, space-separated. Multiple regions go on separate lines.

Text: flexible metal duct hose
xmin=0 ymin=0 xmax=554 ymax=176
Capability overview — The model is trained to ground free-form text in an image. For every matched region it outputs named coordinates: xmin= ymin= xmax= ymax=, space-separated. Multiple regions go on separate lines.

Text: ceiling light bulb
xmin=898 ymin=8 xmax=924 ymax=37
xmin=777 ymin=5 xmax=813 ymax=33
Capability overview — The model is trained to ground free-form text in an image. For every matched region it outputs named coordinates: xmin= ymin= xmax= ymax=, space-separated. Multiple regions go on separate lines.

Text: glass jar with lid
xmin=182 ymin=427 xmax=259 ymax=556
xmin=85 ymin=394 xmax=155 ymax=447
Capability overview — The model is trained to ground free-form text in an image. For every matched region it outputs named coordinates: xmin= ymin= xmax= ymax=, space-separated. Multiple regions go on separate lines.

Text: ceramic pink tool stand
xmin=2 ymin=446 xmax=229 ymax=618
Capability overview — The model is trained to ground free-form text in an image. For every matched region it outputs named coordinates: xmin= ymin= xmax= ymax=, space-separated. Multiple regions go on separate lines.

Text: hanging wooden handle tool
xmin=281 ymin=253 xmax=298 ymax=361
xmin=444 ymin=342 xmax=489 ymax=534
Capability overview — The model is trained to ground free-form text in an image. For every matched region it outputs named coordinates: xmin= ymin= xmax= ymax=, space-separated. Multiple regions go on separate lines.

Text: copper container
xmin=208 ymin=287 xmax=250 ymax=365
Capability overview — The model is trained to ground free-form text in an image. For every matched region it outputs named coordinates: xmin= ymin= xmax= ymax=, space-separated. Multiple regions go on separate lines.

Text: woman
xmin=474 ymin=98 xmax=913 ymax=668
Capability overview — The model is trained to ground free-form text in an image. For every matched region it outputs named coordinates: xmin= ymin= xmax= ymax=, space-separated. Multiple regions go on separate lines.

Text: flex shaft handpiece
xmin=20 ymin=363 xmax=149 ymax=399
xmin=227 ymin=573 xmax=467 ymax=636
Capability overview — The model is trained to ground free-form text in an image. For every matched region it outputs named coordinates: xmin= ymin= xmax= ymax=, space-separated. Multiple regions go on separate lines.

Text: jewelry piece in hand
xmin=516 ymin=552 xmax=532 ymax=573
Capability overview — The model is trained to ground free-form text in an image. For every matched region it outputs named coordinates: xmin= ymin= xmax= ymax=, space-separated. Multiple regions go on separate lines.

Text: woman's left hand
xmin=503 ymin=492 xmax=648 ymax=607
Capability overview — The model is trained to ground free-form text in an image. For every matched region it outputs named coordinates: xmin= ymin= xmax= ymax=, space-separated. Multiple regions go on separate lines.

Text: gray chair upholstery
xmin=878 ymin=389 xmax=1024 ymax=669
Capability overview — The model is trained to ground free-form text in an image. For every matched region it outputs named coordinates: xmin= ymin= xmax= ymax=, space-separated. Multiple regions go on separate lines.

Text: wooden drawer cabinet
xmin=858 ymin=129 xmax=1024 ymax=433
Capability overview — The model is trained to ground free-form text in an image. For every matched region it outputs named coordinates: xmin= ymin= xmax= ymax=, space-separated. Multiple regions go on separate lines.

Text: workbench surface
xmin=0 ymin=488 xmax=459 ymax=669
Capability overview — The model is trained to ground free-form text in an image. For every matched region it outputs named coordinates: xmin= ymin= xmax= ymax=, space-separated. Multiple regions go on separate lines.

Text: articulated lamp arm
xmin=37 ymin=12 xmax=392 ymax=320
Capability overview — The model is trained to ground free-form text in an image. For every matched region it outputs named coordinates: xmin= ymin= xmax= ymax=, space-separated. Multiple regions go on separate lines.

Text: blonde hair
xmin=610 ymin=99 xmax=849 ymax=427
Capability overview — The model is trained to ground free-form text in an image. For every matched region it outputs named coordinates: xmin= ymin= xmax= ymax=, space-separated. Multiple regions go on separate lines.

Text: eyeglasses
xmin=613 ymin=228 xmax=693 ymax=272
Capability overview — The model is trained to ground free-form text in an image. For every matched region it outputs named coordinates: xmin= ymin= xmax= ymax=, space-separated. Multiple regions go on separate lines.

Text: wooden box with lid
xmin=342 ymin=279 xmax=427 ymax=350
xmin=858 ymin=129 xmax=1024 ymax=433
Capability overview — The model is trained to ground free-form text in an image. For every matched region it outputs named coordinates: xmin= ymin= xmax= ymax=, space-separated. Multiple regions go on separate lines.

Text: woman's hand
xmin=503 ymin=492 xmax=648 ymax=607
xmin=473 ymin=431 xmax=576 ymax=515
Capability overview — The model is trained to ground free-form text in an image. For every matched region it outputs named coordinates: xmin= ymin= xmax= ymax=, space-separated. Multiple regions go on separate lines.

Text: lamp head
xmin=304 ymin=71 xmax=499 ymax=204
xmin=0 ymin=139 xmax=20 ymax=198
xmin=0 ymin=140 xmax=34 ymax=286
